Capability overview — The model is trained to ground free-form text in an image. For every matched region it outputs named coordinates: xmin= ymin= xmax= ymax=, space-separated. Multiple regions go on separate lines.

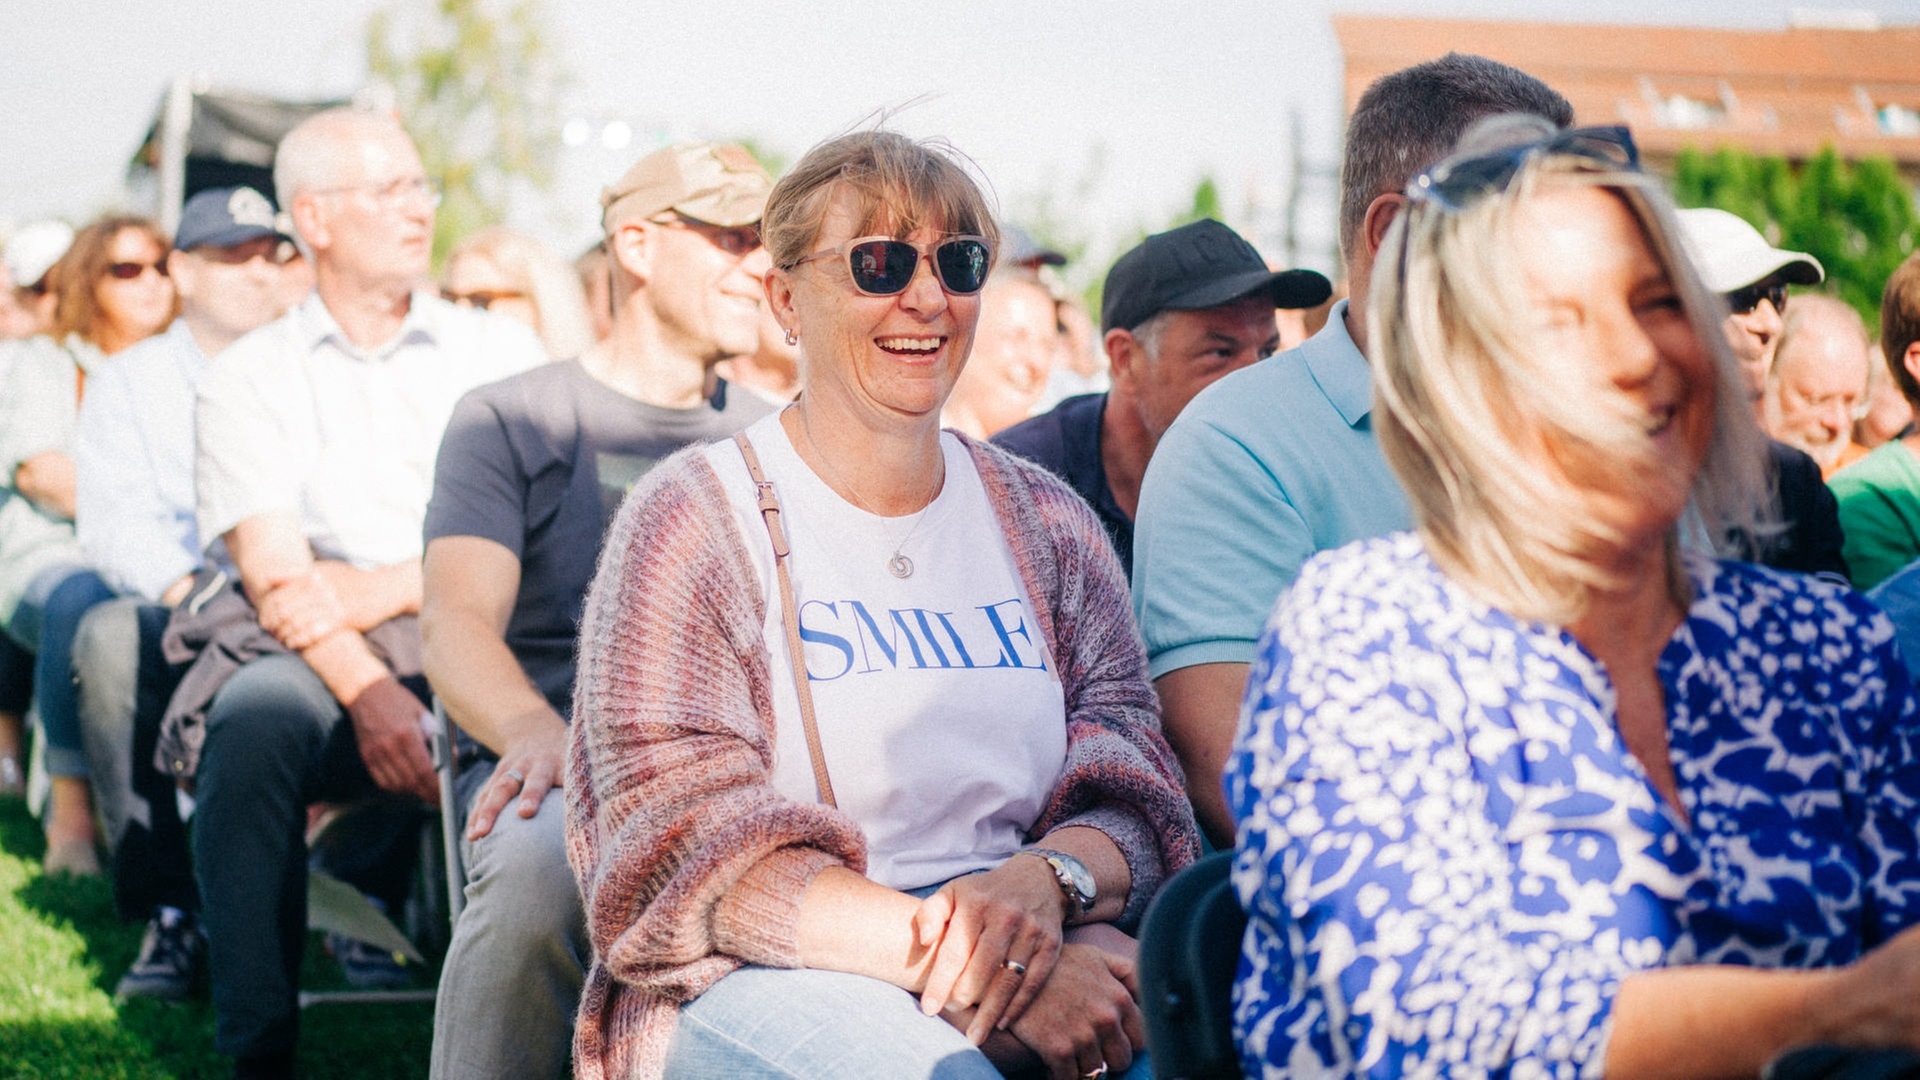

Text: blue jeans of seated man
xmin=664 ymin=880 xmax=1154 ymax=1080
xmin=6 ymin=564 xmax=116 ymax=777
xmin=429 ymin=764 xmax=587 ymax=1079
xmin=193 ymin=653 xmax=424 ymax=1061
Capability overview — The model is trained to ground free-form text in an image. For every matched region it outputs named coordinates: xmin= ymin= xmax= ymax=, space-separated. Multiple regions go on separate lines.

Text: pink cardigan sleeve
xmin=565 ymin=450 xmax=867 ymax=1000
xmin=969 ymin=439 xmax=1203 ymax=929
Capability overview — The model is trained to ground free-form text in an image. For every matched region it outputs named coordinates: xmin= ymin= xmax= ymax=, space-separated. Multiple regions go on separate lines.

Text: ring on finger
xmin=1080 ymin=1064 xmax=1109 ymax=1080
xmin=503 ymin=769 xmax=526 ymax=786
xmin=1003 ymin=959 xmax=1028 ymax=977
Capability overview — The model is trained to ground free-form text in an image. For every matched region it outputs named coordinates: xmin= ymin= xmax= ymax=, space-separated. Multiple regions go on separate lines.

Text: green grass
xmin=0 ymin=797 xmax=435 ymax=1078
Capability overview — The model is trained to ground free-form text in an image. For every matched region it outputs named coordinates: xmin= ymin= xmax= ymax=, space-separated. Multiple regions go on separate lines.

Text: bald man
xmin=1765 ymin=295 xmax=1872 ymax=477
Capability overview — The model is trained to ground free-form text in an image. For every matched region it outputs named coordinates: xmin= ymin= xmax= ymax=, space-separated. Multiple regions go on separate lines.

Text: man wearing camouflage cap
xmin=420 ymin=141 xmax=775 ymax=1078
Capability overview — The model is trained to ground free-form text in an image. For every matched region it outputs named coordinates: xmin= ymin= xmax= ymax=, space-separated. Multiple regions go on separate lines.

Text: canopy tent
xmin=127 ymin=79 xmax=351 ymax=234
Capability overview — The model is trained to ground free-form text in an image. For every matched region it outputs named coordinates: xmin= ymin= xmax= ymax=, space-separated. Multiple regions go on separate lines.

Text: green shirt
xmin=1830 ymin=440 xmax=1920 ymax=590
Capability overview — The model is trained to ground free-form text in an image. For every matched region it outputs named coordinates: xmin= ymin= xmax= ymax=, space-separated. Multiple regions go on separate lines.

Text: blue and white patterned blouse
xmin=1225 ymin=532 xmax=1920 ymax=1078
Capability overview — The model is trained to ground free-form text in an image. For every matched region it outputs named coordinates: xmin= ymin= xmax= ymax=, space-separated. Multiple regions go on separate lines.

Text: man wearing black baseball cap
xmin=67 ymin=185 xmax=297 ymax=1003
xmin=996 ymin=218 xmax=1329 ymax=574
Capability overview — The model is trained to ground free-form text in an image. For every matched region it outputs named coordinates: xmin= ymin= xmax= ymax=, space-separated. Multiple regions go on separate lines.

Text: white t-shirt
xmin=707 ymin=411 xmax=1067 ymax=890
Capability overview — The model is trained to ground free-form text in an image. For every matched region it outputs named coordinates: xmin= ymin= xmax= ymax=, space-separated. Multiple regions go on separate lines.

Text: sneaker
xmin=115 ymin=907 xmax=202 ymax=1001
xmin=324 ymin=932 xmax=412 ymax=989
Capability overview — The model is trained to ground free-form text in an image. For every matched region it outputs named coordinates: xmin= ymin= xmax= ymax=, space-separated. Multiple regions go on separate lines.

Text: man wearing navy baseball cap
xmin=996 ymin=218 xmax=1330 ymax=575
xmin=67 ymin=185 xmax=299 ymax=1003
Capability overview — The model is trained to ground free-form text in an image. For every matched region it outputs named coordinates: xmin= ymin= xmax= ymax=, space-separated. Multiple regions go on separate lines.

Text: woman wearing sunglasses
xmin=566 ymin=129 xmax=1198 ymax=1080
xmin=1226 ymin=114 xmax=1920 ymax=1078
xmin=441 ymin=225 xmax=594 ymax=360
xmin=0 ymin=214 xmax=176 ymax=874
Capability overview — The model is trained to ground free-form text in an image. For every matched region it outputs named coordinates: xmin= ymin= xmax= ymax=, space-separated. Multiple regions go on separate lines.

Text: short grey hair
xmin=1127 ymin=309 xmax=1173 ymax=363
xmin=272 ymin=108 xmax=407 ymax=237
xmin=1338 ymin=54 xmax=1573 ymax=270
xmin=1368 ymin=114 xmax=1771 ymax=624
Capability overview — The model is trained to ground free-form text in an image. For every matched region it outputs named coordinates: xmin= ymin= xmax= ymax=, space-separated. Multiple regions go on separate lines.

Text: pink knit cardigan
xmin=564 ymin=433 xmax=1201 ymax=1079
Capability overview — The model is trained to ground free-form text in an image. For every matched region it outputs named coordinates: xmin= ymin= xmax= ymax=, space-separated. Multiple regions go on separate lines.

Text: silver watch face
xmin=1053 ymin=853 xmax=1096 ymax=908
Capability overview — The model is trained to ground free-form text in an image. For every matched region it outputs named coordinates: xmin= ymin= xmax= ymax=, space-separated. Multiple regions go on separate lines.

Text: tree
xmin=1672 ymin=144 xmax=1919 ymax=323
xmin=1175 ymin=176 xmax=1224 ymax=226
xmin=366 ymin=0 xmax=569 ymax=262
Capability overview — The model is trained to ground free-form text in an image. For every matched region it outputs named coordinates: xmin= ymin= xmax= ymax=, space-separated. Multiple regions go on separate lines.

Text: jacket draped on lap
xmin=565 ymin=433 xmax=1199 ymax=1079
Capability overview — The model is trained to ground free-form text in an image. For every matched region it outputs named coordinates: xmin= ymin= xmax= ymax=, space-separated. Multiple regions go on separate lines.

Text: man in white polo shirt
xmin=177 ymin=108 xmax=542 ymax=1078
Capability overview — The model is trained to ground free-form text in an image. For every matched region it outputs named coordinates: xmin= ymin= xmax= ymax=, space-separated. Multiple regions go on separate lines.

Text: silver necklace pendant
xmin=888 ymin=552 xmax=914 ymax=579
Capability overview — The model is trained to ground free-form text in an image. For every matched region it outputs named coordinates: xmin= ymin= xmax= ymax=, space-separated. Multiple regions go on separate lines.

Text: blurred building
xmin=1333 ymin=13 xmax=1920 ymax=185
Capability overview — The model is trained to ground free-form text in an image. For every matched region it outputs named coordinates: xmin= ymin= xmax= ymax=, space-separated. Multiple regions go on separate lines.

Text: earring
xmin=784 ymin=327 xmax=798 ymax=347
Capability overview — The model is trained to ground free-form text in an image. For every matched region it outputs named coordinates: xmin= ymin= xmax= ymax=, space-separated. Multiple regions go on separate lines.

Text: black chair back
xmin=1138 ymin=850 xmax=1246 ymax=1080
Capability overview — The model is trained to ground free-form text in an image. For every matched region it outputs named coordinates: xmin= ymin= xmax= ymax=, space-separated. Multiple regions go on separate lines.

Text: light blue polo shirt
xmin=1131 ymin=300 xmax=1413 ymax=678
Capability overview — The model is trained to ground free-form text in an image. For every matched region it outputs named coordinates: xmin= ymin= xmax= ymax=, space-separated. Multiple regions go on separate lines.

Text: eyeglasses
xmin=648 ymin=214 xmax=762 ymax=257
xmin=1406 ymin=125 xmax=1641 ymax=212
xmin=441 ymin=288 xmax=528 ymax=311
xmin=105 ymin=261 xmax=168 ymax=280
xmin=312 ymin=176 xmax=443 ymax=210
xmin=790 ymin=236 xmax=994 ymax=297
xmin=1724 ymin=280 xmax=1788 ymax=316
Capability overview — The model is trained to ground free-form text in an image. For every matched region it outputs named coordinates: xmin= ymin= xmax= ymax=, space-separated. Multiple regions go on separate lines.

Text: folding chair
xmin=1137 ymin=850 xmax=1245 ymax=1080
xmin=296 ymin=701 xmax=464 ymax=1008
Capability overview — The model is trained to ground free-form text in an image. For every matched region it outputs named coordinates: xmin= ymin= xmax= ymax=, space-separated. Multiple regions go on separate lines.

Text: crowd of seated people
xmin=6 ymin=48 xmax=1920 ymax=1080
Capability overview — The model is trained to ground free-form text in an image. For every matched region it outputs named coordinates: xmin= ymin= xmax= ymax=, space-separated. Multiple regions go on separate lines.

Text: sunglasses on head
xmin=1724 ymin=280 xmax=1788 ymax=316
xmin=1406 ymin=125 xmax=1641 ymax=212
xmin=105 ymin=260 xmax=168 ymax=280
xmin=791 ymin=235 xmax=993 ymax=297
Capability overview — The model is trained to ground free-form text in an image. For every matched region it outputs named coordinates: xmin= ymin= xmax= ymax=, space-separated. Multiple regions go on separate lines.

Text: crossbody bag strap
xmin=733 ymin=432 xmax=837 ymax=808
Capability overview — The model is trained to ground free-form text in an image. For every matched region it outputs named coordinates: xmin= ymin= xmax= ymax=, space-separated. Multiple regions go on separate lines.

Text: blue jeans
xmin=663 ymin=879 xmax=1154 ymax=1080
xmin=666 ymin=966 xmax=1004 ymax=1079
xmin=6 ymin=565 xmax=116 ymax=777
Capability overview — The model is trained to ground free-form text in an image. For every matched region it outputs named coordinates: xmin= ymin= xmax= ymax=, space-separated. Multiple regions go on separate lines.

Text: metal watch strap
xmin=1019 ymin=847 xmax=1094 ymax=916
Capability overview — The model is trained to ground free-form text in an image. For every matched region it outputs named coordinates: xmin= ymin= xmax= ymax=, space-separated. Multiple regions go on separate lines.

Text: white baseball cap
xmin=2 ymin=220 xmax=74 ymax=291
xmin=1676 ymin=207 xmax=1823 ymax=294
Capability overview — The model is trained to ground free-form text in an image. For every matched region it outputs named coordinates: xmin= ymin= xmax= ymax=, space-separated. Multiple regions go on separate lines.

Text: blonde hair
xmin=446 ymin=226 xmax=594 ymax=359
xmin=1368 ymin=115 xmax=1771 ymax=624
xmin=762 ymin=128 xmax=1000 ymax=271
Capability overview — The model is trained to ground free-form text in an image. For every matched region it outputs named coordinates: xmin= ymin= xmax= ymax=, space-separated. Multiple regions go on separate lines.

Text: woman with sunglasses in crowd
xmin=1227 ymin=114 xmax=1920 ymax=1078
xmin=441 ymin=225 xmax=595 ymax=361
xmin=566 ymin=129 xmax=1198 ymax=1080
xmin=0 ymin=214 xmax=176 ymax=874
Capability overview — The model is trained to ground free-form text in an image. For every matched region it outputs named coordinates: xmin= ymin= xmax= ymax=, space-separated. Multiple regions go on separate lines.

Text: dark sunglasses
xmin=1724 ymin=280 xmax=1788 ymax=316
xmin=105 ymin=260 xmax=168 ymax=280
xmin=791 ymin=235 xmax=993 ymax=296
xmin=650 ymin=214 xmax=762 ymax=257
xmin=1406 ymin=125 xmax=1641 ymax=212
xmin=441 ymin=288 xmax=528 ymax=311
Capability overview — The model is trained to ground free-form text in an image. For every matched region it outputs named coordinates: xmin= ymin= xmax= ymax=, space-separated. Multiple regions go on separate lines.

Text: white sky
xmin=6 ymin=0 xmax=1918 ymax=285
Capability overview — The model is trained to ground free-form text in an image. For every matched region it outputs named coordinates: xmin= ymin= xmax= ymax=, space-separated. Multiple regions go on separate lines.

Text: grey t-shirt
xmin=424 ymin=358 xmax=772 ymax=714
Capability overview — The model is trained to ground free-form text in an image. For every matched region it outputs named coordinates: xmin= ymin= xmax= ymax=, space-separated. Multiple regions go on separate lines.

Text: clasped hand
xmin=257 ymin=563 xmax=390 ymax=652
xmin=913 ymin=854 xmax=1068 ymax=1038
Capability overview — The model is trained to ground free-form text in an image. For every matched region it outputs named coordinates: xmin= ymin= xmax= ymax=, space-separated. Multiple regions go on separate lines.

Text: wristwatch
xmin=1019 ymin=847 xmax=1096 ymax=918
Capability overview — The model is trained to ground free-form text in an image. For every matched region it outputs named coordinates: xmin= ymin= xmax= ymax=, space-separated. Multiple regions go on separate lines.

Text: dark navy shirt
xmin=993 ymin=393 xmax=1133 ymax=574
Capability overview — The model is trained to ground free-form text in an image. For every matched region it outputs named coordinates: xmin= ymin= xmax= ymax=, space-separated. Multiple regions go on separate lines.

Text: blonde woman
xmin=1228 ymin=116 xmax=1920 ymax=1077
xmin=443 ymin=226 xmax=594 ymax=360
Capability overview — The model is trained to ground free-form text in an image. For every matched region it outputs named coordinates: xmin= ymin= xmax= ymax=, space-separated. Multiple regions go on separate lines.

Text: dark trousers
xmin=192 ymin=654 xmax=422 ymax=1059
xmin=114 ymin=602 xmax=196 ymax=920
xmin=0 ymin=630 xmax=31 ymax=714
